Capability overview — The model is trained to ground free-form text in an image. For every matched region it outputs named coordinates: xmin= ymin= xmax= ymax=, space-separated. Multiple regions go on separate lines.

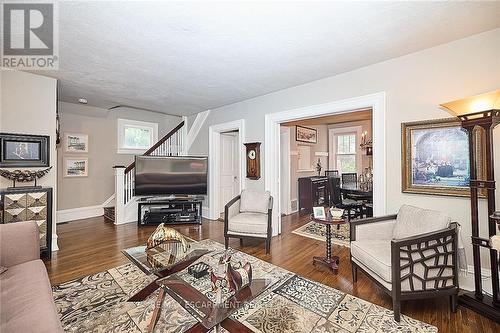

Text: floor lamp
xmin=441 ymin=90 xmax=500 ymax=322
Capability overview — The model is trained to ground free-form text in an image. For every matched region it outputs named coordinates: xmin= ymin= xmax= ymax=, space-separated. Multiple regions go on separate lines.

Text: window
xmin=329 ymin=126 xmax=362 ymax=175
xmin=336 ymin=133 xmax=357 ymax=173
xmin=117 ymin=119 xmax=158 ymax=154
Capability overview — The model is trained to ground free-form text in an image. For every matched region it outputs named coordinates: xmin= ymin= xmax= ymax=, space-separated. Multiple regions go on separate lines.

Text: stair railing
xmin=114 ymin=121 xmax=185 ymax=224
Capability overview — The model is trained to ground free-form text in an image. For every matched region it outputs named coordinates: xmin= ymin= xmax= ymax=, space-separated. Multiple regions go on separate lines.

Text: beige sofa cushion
xmin=228 ymin=212 xmax=268 ymax=236
xmin=351 ymin=240 xmax=392 ymax=282
xmin=0 ymin=260 xmax=63 ymax=333
xmin=392 ymin=205 xmax=451 ymax=240
xmin=240 ymin=189 xmax=270 ymax=214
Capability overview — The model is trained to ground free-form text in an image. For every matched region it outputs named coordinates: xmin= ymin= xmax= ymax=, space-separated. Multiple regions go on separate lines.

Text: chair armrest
xmin=350 ymin=214 xmax=397 ymax=241
xmin=391 ymin=223 xmax=458 ymax=293
xmin=224 ymin=195 xmax=241 ymax=234
xmin=0 ymin=222 xmax=40 ymax=267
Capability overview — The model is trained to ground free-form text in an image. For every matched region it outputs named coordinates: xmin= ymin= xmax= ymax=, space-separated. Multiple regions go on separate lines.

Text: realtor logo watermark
xmin=1 ymin=1 xmax=59 ymax=70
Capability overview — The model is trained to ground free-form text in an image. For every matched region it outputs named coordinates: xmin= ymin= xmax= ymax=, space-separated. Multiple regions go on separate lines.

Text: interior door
xmin=220 ymin=132 xmax=239 ymax=214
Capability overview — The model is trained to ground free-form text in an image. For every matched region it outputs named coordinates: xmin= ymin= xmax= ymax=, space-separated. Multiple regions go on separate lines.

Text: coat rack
xmin=441 ymin=90 xmax=500 ymax=322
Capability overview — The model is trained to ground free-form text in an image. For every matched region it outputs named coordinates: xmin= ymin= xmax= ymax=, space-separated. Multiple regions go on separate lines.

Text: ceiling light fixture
xmin=78 ymin=98 xmax=88 ymax=104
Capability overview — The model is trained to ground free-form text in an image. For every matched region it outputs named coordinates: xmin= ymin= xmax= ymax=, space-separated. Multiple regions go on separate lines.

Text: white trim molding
xmin=51 ymin=234 xmax=59 ymax=251
xmin=57 ymin=195 xmax=115 ymax=223
xmin=57 ymin=204 xmax=104 ymax=223
xmin=314 ymin=151 xmax=329 ymax=157
xmin=208 ymin=119 xmax=246 ymax=220
xmin=117 ymin=118 xmax=158 ymax=154
xmin=265 ymin=92 xmax=387 ymax=235
xmin=186 ymin=110 xmax=211 ymax=153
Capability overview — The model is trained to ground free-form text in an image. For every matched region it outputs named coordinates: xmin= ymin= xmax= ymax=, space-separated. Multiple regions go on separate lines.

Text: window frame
xmin=329 ymin=126 xmax=363 ymax=175
xmin=117 ymin=118 xmax=158 ymax=154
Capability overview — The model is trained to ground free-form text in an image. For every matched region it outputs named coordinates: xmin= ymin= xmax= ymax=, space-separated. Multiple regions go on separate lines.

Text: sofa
xmin=0 ymin=221 xmax=63 ymax=333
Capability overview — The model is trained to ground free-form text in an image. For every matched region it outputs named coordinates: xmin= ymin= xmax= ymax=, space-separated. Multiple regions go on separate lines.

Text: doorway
xmin=219 ymin=131 xmax=240 ymax=216
xmin=208 ymin=119 xmax=246 ymax=220
xmin=265 ymin=92 xmax=387 ymax=235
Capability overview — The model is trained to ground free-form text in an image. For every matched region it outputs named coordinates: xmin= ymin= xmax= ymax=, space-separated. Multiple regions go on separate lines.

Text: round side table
xmin=311 ymin=215 xmax=347 ymax=274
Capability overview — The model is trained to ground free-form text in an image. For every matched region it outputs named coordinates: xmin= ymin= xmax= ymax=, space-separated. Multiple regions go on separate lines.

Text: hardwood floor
xmin=45 ymin=213 xmax=499 ymax=333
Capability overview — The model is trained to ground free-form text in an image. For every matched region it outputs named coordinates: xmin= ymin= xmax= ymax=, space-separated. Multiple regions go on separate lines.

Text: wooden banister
xmin=124 ymin=121 xmax=184 ymax=173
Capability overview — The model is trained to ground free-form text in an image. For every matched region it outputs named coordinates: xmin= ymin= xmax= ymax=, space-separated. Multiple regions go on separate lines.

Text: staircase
xmin=112 ymin=121 xmax=186 ymax=224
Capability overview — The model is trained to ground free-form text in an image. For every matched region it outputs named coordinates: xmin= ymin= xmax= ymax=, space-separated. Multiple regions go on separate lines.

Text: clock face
xmin=248 ymin=150 xmax=256 ymax=160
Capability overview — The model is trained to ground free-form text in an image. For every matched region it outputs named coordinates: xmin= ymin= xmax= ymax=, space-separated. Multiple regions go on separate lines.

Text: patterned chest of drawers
xmin=0 ymin=187 xmax=53 ymax=259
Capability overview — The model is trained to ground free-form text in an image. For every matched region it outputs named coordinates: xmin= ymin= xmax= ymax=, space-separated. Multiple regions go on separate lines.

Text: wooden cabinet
xmin=0 ymin=187 xmax=52 ymax=259
xmin=298 ymin=176 xmax=328 ymax=213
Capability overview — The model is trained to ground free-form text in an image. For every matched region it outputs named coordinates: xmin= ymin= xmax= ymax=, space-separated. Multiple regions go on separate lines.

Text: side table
xmin=312 ymin=215 xmax=347 ymax=274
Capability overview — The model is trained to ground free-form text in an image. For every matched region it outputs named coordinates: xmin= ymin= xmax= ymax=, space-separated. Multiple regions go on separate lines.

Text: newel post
xmin=114 ymin=166 xmax=126 ymax=225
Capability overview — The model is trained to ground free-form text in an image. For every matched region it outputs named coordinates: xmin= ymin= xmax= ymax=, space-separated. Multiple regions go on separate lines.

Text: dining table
xmin=340 ymin=182 xmax=373 ymax=199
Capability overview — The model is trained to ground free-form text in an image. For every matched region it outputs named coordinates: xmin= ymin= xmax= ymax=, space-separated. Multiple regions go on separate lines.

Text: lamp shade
xmin=440 ymin=90 xmax=500 ymax=117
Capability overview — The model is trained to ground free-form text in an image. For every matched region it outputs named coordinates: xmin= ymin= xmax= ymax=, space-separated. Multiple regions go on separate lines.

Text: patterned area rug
xmin=53 ymin=239 xmax=436 ymax=332
xmin=292 ymin=221 xmax=350 ymax=247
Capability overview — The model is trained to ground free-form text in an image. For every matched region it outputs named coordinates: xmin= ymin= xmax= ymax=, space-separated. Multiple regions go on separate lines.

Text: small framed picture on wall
xmin=64 ymin=157 xmax=88 ymax=177
xmin=64 ymin=133 xmax=88 ymax=153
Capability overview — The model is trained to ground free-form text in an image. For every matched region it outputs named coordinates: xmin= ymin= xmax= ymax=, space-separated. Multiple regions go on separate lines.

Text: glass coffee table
xmin=156 ymin=274 xmax=270 ymax=333
xmin=122 ymin=241 xmax=210 ymax=302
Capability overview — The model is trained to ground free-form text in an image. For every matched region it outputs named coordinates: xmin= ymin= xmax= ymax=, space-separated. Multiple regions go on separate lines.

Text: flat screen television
xmin=135 ymin=156 xmax=208 ymax=196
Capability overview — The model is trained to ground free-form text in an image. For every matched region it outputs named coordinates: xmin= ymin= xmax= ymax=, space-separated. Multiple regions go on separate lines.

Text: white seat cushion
xmin=228 ymin=212 xmax=268 ymax=235
xmin=351 ymin=240 xmax=392 ymax=282
xmin=392 ymin=205 xmax=451 ymax=240
xmin=240 ymin=189 xmax=270 ymax=214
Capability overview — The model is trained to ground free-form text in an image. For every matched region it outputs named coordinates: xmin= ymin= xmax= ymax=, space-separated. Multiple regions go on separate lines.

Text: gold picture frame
xmin=401 ymin=118 xmax=485 ymax=198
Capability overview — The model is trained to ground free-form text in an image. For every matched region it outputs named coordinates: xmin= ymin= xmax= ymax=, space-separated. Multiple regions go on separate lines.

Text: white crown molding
xmin=186 ymin=110 xmax=211 ymax=153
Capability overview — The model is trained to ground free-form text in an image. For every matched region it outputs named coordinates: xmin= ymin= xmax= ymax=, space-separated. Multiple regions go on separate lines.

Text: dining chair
xmin=341 ymin=172 xmax=357 ymax=184
xmin=324 ymin=170 xmax=339 ymax=178
xmin=327 ymin=177 xmax=363 ymax=220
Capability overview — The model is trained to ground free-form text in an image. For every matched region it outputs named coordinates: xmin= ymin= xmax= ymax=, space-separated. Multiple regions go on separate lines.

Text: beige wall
xmin=188 ymin=28 xmax=500 ymax=286
xmin=57 ymin=102 xmax=182 ymax=210
xmin=0 ymin=69 xmax=58 ymax=249
xmin=283 ymin=125 xmax=328 ymax=202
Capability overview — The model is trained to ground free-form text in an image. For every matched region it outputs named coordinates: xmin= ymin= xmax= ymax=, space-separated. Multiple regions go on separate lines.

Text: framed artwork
xmin=313 ymin=206 xmax=326 ymax=219
xmin=65 ymin=133 xmax=88 ymax=153
xmin=296 ymin=125 xmax=317 ymax=144
xmin=401 ymin=118 xmax=485 ymax=197
xmin=0 ymin=133 xmax=50 ymax=167
xmin=64 ymin=157 xmax=88 ymax=177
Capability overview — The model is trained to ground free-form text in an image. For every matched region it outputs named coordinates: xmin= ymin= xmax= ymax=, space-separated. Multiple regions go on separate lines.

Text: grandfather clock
xmin=441 ymin=90 xmax=500 ymax=322
xmin=244 ymin=142 xmax=261 ymax=180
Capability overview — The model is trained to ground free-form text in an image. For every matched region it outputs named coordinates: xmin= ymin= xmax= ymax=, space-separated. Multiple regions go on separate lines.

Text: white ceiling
xmin=45 ymin=1 xmax=499 ymax=116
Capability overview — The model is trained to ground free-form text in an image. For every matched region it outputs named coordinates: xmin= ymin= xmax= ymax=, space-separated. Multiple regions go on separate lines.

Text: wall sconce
xmin=359 ymin=131 xmax=372 ymax=156
xmin=440 ymin=90 xmax=500 ymax=118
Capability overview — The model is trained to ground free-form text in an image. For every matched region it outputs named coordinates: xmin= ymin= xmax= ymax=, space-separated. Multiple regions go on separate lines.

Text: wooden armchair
xmin=224 ymin=189 xmax=273 ymax=254
xmin=350 ymin=205 xmax=459 ymax=321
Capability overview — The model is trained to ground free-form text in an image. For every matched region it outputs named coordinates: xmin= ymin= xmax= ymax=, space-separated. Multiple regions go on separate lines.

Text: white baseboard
xmin=202 ymin=206 xmax=210 ymax=219
xmin=51 ymin=234 xmax=59 ymax=251
xmin=460 ymin=265 xmax=493 ymax=293
xmin=102 ymin=194 xmax=115 ymax=207
xmin=57 ymin=205 xmax=104 ymax=223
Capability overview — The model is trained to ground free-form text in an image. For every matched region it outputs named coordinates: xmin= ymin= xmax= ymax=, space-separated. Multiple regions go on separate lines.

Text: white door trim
xmin=265 ymin=92 xmax=387 ymax=235
xmin=280 ymin=127 xmax=291 ymax=215
xmin=208 ymin=119 xmax=246 ymax=220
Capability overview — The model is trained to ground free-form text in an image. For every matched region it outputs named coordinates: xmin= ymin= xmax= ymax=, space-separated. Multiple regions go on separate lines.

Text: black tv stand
xmin=138 ymin=197 xmax=202 ymax=226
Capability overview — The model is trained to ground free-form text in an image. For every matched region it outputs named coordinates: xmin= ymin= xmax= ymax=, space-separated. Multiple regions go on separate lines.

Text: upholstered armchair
xmin=350 ymin=205 xmax=459 ymax=322
xmin=224 ymin=189 xmax=273 ymax=254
